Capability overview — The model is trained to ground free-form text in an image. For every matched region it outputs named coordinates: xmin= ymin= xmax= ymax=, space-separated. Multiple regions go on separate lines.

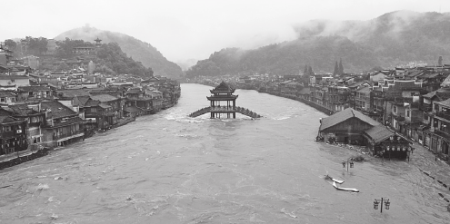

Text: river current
xmin=1 ymin=83 xmax=450 ymax=224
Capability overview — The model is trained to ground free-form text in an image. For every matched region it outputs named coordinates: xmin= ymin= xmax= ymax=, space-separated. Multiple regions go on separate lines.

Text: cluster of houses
xmin=0 ymin=39 xmax=181 ymax=169
xmin=0 ymin=73 xmax=180 ymax=161
xmin=187 ymin=65 xmax=450 ymax=160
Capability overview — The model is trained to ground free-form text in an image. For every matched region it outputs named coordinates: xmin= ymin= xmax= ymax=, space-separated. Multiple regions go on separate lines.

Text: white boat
xmin=332 ymin=181 xmax=359 ymax=192
xmin=324 ymin=175 xmax=344 ymax=184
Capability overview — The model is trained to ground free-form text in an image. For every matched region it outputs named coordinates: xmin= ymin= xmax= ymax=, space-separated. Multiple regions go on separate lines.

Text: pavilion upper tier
xmin=207 ymin=81 xmax=238 ymax=100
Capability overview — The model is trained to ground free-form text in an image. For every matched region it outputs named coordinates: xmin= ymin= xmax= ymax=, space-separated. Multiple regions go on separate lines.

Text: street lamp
xmin=386 ymin=146 xmax=391 ymax=161
xmin=342 ymin=158 xmax=354 ymax=172
xmin=373 ymin=198 xmax=390 ymax=213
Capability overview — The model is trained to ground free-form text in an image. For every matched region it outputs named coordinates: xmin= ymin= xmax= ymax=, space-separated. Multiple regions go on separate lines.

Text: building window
xmin=406 ymin=110 xmax=410 ymax=117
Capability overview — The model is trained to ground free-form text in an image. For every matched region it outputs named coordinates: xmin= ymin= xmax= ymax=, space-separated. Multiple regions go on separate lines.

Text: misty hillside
xmin=186 ymin=11 xmax=450 ymax=77
xmin=55 ymin=26 xmax=183 ymax=79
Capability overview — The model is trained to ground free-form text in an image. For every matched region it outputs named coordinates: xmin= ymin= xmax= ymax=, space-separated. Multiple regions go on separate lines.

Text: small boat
xmin=324 ymin=175 xmax=344 ymax=184
xmin=332 ymin=181 xmax=359 ymax=192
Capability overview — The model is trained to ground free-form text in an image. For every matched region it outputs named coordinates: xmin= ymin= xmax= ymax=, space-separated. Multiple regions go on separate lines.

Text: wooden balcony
xmin=435 ymin=112 xmax=450 ymax=121
xmin=420 ymin=104 xmax=432 ymax=112
xmin=434 ymin=129 xmax=450 ymax=139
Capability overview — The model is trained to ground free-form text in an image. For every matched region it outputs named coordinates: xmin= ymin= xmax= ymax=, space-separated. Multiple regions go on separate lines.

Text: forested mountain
xmin=2 ymin=36 xmax=153 ymax=77
xmin=55 ymin=26 xmax=183 ymax=79
xmin=186 ymin=11 xmax=450 ymax=77
xmin=56 ymin=38 xmax=153 ymax=76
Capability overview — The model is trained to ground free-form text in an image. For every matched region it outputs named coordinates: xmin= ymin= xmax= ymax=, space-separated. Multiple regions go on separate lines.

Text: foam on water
xmin=0 ymin=84 xmax=449 ymax=224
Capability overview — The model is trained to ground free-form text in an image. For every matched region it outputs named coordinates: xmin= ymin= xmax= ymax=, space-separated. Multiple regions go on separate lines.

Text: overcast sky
xmin=1 ymin=0 xmax=449 ymax=64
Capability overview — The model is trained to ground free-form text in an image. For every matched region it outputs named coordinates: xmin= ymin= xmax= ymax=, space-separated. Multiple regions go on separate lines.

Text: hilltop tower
xmin=94 ymin=37 xmax=102 ymax=47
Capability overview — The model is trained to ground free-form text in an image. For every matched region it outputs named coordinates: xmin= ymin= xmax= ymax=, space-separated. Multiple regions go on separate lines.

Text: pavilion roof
xmin=211 ymin=81 xmax=235 ymax=93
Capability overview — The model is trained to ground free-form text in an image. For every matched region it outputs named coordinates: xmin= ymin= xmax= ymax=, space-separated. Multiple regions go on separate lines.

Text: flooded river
xmin=1 ymin=83 xmax=449 ymax=224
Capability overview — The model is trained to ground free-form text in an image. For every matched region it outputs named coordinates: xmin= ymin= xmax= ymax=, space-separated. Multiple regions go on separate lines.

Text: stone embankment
xmin=0 ymin=106 xmax=174 ymax=171
xmin=0 ymin=147 xmax=50 ymax=170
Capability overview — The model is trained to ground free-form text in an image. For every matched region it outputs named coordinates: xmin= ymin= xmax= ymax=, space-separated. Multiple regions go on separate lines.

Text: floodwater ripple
xmin=0 ymin=84 xmax=449 ymax=224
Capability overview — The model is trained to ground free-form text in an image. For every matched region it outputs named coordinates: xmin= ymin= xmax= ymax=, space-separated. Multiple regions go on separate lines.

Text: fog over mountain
xmin=55 ymin=25 xmax=183 ymax=79
xmin=294 ymin=10 xmax=450 ymax=61
xmin=186 ymin=11 xmax=450 ymax=77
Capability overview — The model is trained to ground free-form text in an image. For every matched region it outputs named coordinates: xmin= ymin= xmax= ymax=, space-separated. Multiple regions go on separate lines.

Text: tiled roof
xmin=437 ymin=98 xmax=450 ymax=107
xmin=0 ymin=75 xmax=29 ymax=80
xmin=41 ymin=101 xmax=77 ymax=119
xmin=99 ymin=103 xmax=111 ymax=109
xmin=18 ymin=85 xmax=51 ymax=92
xmin=0 ymin=115 xmax=20 ymax=123
xmin=422 ymin=91 xmax=437 ymax=98
xmin=357 ymin=86 xmax=371 ymax=93
xmin=84 ymin=99 xmax=101 ymax=107
xmin=363 ymin=125 xmax=395 ymax=143
xmin=72 ymin=95 xmax=91 ymax=107
xmin=90 ymin=94 xmax=118 ymax=102
xmin=212 ymin=81 xmax=234 ymax=92
xmin=126 ymin=88 xmax=141 ymax=94
xmin=57 ymin=89 xmax=90 ymax=97
xmin=0 ymin=91 xmax=16 ymax=97
xmin=7 ymin=104 xmax=40 ymax=116
xmin=320 ymin=108 xmax=380 ymax=131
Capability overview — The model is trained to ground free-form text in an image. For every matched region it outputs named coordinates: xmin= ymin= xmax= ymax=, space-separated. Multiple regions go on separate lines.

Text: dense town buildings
xmin=187 ymin=64 xmax=450 ymax=161
xmin=0 ymin=43 xmax=181 ymax=168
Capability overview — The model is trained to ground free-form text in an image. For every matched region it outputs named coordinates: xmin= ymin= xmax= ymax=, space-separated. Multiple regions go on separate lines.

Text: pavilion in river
xmin=188 ymin=81 xmax=262 ymax=119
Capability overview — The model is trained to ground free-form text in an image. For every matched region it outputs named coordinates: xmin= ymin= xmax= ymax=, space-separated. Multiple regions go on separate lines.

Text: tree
xmin=3 ymin=39 xmax=17 ymax=51
xmin=333 ymin=61 xmax=339 ymax=76
xmin=303 ymin=65 xmax=308 ymax=76
xmin=57 ymin=61 xmax=70 ymax=71
xmin=438 ymin=56 xmax=443 ymax=66
xmin=338 ymin=58 xmax=344 ymax=75
xmin=146 ymin=67 xmax=154 ymax=76
xmin=22 ymin=36 xmax=48 ymax=56
xmin=88 ymin=61 xmax=96 ymax=74
xmin=308 ymin=65 xmax=315 ymax=76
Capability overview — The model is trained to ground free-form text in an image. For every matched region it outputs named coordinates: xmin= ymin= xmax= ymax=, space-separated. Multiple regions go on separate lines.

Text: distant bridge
xmin=189 ymin=106 xmax=262 ymax=118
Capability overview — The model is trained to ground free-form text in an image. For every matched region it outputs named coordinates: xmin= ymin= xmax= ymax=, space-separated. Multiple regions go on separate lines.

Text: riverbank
xmin=0 ymin=147 xmax=50 ymax=170
xmin=0 ymin=104 xmax=176 ymax=171
xmin=186 ymin=81 xmax=449 ymax=166
xmin=2 ymin=83 xmax=449 ymax=223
